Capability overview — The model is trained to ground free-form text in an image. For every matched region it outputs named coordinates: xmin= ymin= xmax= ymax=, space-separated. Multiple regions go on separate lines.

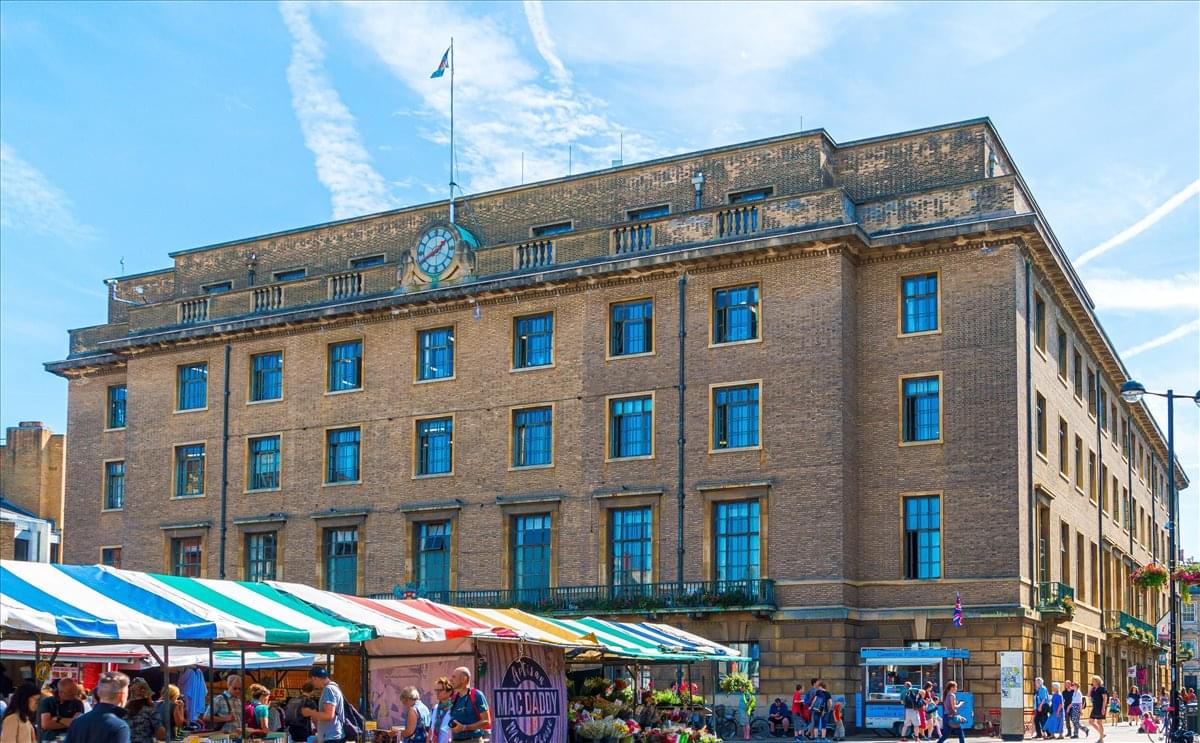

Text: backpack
xmin=343 ymin=697 xmax=365 ymax=742
xmin=810 ymin=691 xmax=829 ymax=715
xmin=284 ymin=697 xmax=314 ymax=743
xmin=903 ymin=689 xmax=920 ymax=709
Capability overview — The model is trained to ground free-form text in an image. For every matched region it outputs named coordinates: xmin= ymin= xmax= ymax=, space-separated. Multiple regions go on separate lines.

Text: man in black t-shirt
xmin=38 ymin=678 xmax=86 ymax=741
xmin=1087 ymin=676 xmax=1108 ymax=741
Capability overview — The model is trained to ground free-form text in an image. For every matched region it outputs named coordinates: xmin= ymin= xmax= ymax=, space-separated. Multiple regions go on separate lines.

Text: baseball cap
xmin=308 ymin=666 xmax=330 ymax=679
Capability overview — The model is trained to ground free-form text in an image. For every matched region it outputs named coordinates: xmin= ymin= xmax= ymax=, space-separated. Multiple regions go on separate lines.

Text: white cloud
xmin=1122 ymin=318 xmax=1200 ymax=359
xmin=1074 ymin=178 xmax=1200 ymax=268
xmin=1084 ymin=273 xmax=1200 ymax=312
xmin=337 ymin=2 xmax=661 ymax=194
xmin=0 ymin=142 xmax=96 ymax=241
xmin=522 ymin=1 xmax=570 ymax=87
xmin=279 ymin=1 xmax=397 ymax=219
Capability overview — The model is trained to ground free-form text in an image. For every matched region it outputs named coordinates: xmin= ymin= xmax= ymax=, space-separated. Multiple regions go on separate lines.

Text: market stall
xmin=858 ymin=646 xmax=975 ymax=735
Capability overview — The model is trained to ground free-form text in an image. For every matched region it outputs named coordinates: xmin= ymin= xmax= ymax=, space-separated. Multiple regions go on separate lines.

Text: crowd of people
xmin=1028 ymin=675 xmax=1200 ymax=742
xmin=0 ymin=666 xmax=493 ymax=743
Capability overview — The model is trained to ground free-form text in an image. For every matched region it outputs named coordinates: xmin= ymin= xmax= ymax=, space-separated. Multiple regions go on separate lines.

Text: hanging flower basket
xmin=1131 ymin=563 xmax=1169 ymax=589
xmin=1174 ymin=563 xmax=1200 ymax=604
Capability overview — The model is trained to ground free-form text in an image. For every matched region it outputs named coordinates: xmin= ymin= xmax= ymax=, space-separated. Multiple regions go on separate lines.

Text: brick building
xmin=0 ymin=421 xmax=65 ymax=561
xmin=47 ymin=118 xmax=1188 ymax=719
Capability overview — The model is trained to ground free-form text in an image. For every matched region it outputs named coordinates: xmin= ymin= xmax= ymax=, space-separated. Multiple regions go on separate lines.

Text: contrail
xmin=1074 ymin=179 xmax=1200 ymax=268
xmin=1122 ymin=318 xmax=1200 ymax=359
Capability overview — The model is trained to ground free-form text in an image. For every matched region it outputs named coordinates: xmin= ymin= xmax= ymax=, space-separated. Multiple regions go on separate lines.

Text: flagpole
xmin=449 ymin=36 xmax=455 ymax=226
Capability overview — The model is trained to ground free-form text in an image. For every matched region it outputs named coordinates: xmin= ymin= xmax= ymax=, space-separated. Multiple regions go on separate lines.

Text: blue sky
xmin=1 ymin=1 xmax=1197 ymax=553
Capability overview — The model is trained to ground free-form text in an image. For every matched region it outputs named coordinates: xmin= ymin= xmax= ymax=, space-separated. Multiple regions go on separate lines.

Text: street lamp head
xmin=1193 ymin=390 xmax=1200 ymax=408
xmin=1121 ymin=380 xmax=1147 ymax=404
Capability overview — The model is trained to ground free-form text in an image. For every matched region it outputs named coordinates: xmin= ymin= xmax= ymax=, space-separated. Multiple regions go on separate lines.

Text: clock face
xmin=416 ymin=226 xmax=457 ymax=277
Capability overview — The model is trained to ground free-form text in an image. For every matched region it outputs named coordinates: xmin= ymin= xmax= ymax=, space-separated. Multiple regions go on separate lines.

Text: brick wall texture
xmin=49 ymin=119 xmax=1180 ymax=724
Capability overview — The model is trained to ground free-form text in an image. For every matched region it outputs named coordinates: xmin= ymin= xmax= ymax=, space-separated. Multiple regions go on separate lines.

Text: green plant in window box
xmin=1059 ymin=595 xmax=1076 ymax=619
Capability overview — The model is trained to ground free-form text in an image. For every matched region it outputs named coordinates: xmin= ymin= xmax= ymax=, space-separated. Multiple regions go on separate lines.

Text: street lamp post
xmin=1119 ymin=381 xmax=1200 ymax=738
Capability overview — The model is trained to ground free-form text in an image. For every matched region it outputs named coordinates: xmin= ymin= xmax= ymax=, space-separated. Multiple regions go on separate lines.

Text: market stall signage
xmin=493 ymin=656 xmax=562 ymax=743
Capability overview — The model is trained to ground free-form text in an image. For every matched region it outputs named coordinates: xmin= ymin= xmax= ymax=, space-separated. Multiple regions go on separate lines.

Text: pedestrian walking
xmin=900 ymin=682 xmax=921 ymax=741
xmin=1125 ymin=686 xmax=1141 ymax=726
xmin=935 ymin=681 xmax=965 ymax=743
xmin=1034 ymin=678 xmax=1050 ymax=739
xmin=1087 ymin=676 xmax=1108 ymax=743
xmin=1045 ymin=682 xmax=1064 ymax=739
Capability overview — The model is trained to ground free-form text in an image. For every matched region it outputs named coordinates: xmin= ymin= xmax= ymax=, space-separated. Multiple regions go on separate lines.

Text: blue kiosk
xmin=858 ymin=647 xmax=975 ymax=735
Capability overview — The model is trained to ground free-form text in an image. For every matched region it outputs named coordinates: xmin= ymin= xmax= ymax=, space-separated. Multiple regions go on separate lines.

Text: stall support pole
xmin=34 ymin=636 xmax=41 ymax=684
xmin=240 ymin=650 xmax=247 ymax=742
xmin=207 ymin=644 xmax=215 ymax=727
xmin=359 ymin=646 xmax=369 ymax=720
xmin=163 ymin=645 xmax=173 ymax=740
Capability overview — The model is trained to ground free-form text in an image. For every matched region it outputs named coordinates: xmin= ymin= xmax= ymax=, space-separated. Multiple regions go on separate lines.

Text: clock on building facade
xmin=402 ymin=223 xmax=479 ymax=288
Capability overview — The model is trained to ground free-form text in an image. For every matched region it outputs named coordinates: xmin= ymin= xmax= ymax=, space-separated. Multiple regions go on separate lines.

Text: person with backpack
xmin=400 ymin=687 xmax=432 ymax=743
xmin=284 ymin=684 xmax=318 ymax=742
xmin=301 ymin=667 xmax=345 ymax=743
xmin=808 ymin=682 xmax=831 ymax=741
xmin=447 ymin=667 xmax=491 ymax=742
xmin=899 ymin=682 xmax=921 ymax=741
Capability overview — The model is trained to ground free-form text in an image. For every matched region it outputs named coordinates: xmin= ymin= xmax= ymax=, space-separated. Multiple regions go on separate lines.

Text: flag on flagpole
xmin=953 ymin=592 xmax=964 ymax=627
xmin=430 ymin=47 xmax=450 ymax=78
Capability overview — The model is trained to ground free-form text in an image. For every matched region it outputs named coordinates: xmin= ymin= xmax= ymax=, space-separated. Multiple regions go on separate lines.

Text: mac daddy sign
xmin=480 ymin=642 xmax=567 ymax=743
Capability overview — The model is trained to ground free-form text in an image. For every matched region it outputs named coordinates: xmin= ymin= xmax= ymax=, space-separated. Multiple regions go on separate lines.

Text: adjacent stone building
xmin=47 ymin=118 xmax=1188 ymax=721
xmin=0 ymin=421 xmax=66 ymax=561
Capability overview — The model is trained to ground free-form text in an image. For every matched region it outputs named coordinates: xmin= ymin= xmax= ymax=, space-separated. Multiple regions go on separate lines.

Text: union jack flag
xmin=953 ymin=592 xmax=963 ymax=627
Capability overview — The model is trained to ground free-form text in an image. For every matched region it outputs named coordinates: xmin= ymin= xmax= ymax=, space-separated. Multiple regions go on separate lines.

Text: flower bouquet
xmin=1131 ymin=563 xmax=1169 ymax=589
xmin=1174 ymin=563 xmax=1200 ymax=603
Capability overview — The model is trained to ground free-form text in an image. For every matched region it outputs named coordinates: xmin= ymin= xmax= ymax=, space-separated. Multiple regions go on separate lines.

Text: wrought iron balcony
xmin=375 ymin=579 xmax=777 ymax=616
xmin=1037 ymin=582 xmax=1075 ymax=616
xmin=1104 ymin=610 xmax=1164 ymax=647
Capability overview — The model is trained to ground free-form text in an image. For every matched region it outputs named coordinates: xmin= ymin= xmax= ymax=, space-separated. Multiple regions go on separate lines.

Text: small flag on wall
xmin=430 ymin=47 xmax=450 ymax=78
xmin=953 ymin=592 xmax=964 ymax=627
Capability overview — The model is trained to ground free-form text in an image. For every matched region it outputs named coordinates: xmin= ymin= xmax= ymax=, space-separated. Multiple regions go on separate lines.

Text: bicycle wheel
xmin=717 ymin=719 xmax=738 ymax=740
xmin=749 ymin=717 xmax=771 ymax=738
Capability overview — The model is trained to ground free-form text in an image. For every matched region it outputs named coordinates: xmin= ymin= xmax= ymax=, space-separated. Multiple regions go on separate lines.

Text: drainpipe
xmin=1024 ymin=260 xmax=1036 ymax=609
xmin=676 ymin=273 xmax=688 ymax=589
xmin=1127 ymin=414 xmax=1134 ymax=603
xmin=219 ymin=343 xmax=231 ymax=579
xmin=1096 ymin=373 xmax=1105 ymax=630
xmin=1150 ymin=452 xmax=1158 ymax=562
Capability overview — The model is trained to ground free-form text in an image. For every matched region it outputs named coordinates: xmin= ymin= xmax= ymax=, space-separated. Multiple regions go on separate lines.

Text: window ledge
xmin=509 ymin=463 xmax=555 ymax=472
xmin=322 ymin=480 xmax=362 ymax=488
xmin=708 ymin=337 xmax=763 ymax=349
xmin=1036 ymin=451 xmax=1050 ymax=464
xmin=414 ymin=375 xmax=457 ymax=385
xmin=247 ymin=398 xmax=283 ymax=406
xmin=413 ymin=472 xmax=454 ymax=480
xmin=173 ymin=407 xmax=209 ymax=415
xmin=103 ymin=426 xmax=127 ymax=433
xmin=606 ymin=454 xmax=655 ymax=463
xmin=606 ymin=350 xmax=657 ymax=361
xmin=325 ymin=387 xmax=364 ymax=396
xmin=709 ymin=445 xmax=762 ymax=454
xmin=899 ymin=439 xmax=944 ymax=447
xmin=245 ymin=487 xmax=282 ymax=494
xmin=171 ymin=494 xmax=206 ymax=500
xmin=897 ymin=328 xmax=942 ymax=338
xmin=510 ymin=363 xmax=555 ymax=373
xmin=100 ymin=507 xmax=123 ymax=514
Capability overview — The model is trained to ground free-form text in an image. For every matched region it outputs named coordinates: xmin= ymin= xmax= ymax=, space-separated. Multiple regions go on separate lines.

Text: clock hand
xmin=424 ymin=239 xmax=448 ymax=262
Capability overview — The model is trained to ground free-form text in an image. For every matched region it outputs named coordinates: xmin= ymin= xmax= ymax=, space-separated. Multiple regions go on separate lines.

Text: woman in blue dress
xmin=1045 ymin=682 xmax=1065 ymax=739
